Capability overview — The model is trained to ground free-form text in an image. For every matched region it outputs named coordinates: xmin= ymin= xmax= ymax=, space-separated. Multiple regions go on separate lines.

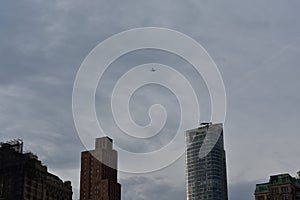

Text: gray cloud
xmin=0 ymin=0 xmax=300 ymax=199
xmin=229 ymin=180 xmax=258 ymax=200
xmin=121 ymin=176 xmax=186 ymax=200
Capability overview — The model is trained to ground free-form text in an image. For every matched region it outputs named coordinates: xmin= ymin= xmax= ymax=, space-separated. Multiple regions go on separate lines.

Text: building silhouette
xmin=0 ymin=139 xmax=72 ymax=200
xmin=80 ymin=137 xmax=121 ymax=200
xmin=185 ymin=123 xmax=228 ymax=200
xmin=255 ymin=171 xmax=300 ymax=200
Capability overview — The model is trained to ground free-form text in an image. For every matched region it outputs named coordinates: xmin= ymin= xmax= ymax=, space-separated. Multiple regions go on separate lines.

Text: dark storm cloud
xmin=1 ymin=0 xmax=300 ymax=199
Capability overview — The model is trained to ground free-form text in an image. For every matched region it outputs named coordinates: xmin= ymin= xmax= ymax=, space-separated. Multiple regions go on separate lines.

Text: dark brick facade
xmin=0 ymin=140 xmax=72 ymax=200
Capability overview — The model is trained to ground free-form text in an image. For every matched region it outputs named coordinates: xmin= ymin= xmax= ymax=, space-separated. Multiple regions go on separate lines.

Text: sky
xmin=1 ymin=0 xmax=300 ymax=199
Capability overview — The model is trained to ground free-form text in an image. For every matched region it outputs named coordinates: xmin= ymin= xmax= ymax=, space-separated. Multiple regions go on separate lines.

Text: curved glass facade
xmin=185 ymin=123 xmax=228 ymax=200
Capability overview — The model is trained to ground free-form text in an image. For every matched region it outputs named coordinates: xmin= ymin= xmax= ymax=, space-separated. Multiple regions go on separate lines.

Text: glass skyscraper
xmin=185 ymin=123 xmax=228 ymax=200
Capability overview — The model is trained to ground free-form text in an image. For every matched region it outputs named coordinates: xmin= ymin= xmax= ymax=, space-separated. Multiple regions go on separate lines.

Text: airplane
xmin=151 ymin=67 xmax=156 ymax=72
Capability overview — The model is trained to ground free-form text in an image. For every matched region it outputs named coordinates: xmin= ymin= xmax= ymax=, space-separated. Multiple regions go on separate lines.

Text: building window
xmin=271 ymin=187 xmax=279 ymax=193
xmin=281 ymin=187 xmax=288 ymax=193
xmin=282 ymin=177 xmax=288 ymax=183
xmin=283 ymin=195 xmax=289 ymax=200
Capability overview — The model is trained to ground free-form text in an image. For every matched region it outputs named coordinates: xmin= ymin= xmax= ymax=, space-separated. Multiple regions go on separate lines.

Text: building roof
xmin=255 ymin=172 xmax=300 ymax=193
xmin=186 ymin=122 xmax=223 ymax=133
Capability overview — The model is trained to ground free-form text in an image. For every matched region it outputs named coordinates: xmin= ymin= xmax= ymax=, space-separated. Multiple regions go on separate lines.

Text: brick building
xmin=80 ymin=137 xmax=121 ymax=200
xmin=0 ymin=139 xmax=72 ymax=200
xmin=255 ymin=172 xmax=300 ymax=200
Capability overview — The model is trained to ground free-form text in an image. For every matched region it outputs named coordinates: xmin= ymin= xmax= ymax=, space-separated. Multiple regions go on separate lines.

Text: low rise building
xmin=0 ymin=139 xmax=72 ymax=200
xmin=255 ymin=172 xmax=300 ymax=200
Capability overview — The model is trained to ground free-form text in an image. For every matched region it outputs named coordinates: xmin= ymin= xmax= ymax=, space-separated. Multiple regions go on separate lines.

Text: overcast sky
xmin=1 ymin=1 xmax=300 ymax=200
